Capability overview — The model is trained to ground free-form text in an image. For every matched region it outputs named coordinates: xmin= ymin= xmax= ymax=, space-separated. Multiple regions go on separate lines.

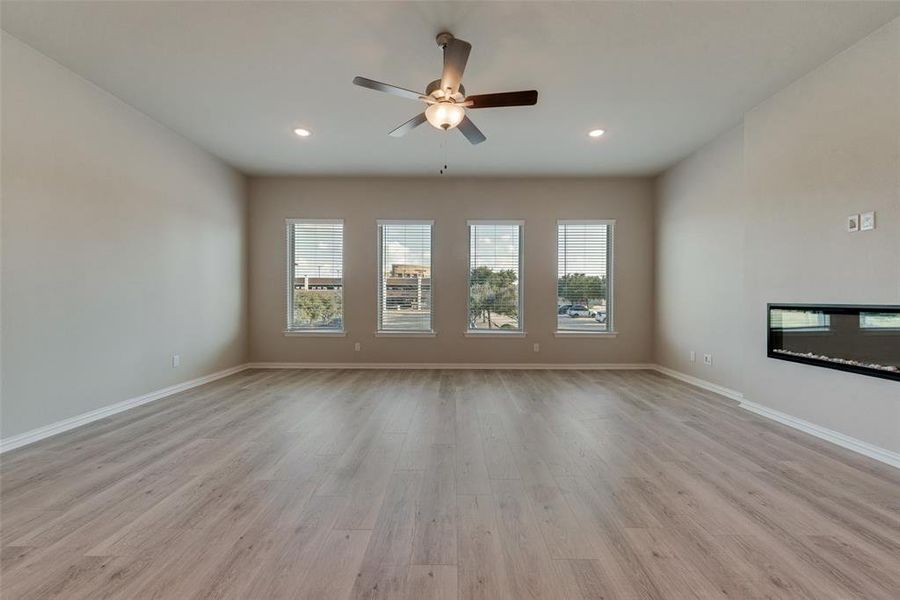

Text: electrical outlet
xmin=533 ymin=343 xmax=540 ymax=353
xmin=172 ymin=354 xmax=180 ymax=368
xmin=703 ymin=353 xmax=712 ymax=366
xmin=689 ymin=351 xmax=696 ymax=363
xmin=354 ymin=342 xmax=361 ymax=352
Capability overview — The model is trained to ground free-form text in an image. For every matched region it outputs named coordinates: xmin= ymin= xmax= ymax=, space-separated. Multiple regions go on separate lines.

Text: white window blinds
xmin=557 ymin=221 xmax=612 ymax=332
xmin=468 ymin=221 xmax=523 ymax=332
xmin=378 ymin=221 xmax=433 ymax=332
xmin=287 ymin=220 xmax=343 ymax=331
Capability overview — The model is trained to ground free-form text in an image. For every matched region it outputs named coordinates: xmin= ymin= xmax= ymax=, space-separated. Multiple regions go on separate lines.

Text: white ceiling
xmin=3 ymin=1 xmax=899 ymax=176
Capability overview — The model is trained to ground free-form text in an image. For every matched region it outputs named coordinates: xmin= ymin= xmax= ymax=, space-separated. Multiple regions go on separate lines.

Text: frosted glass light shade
xmin=425 ymin=102 xmax=465 ymax=130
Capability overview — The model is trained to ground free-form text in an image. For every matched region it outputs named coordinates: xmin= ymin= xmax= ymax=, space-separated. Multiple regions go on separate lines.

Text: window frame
xmin=466 ymin=219 xmax=526 ymax=337
xmin=555 ymin=219 xmax=616 ymax=337
xmin=376 ymin=219 xmax=435 ymax=336
xmin=284 ymin=218 xmax=346 ymax=336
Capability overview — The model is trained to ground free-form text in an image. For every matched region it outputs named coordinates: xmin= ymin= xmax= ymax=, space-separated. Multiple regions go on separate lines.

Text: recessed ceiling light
xmin=588 ymin=129 xmax=605 ymax=138
xmin=293 ymin=128 xmax=312 ymax=137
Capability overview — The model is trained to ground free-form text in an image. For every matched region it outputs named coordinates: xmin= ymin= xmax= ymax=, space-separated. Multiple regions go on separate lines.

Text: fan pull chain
xmin=439 ymin=133 xmax=449 ymax=175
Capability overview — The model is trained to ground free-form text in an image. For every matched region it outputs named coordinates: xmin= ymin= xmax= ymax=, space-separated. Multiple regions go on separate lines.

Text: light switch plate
xmin=860 ymin=211 xmax=875 ymax=231
xmin=847 ymin=214 xmax=860 ymax=232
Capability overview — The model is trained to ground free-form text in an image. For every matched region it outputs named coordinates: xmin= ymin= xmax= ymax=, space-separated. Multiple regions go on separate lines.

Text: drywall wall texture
xmin=655 ymin=126 xmax=746 ymax=390
xmin=1 ymin=34 xmax=249 ymax=438
xmin=248 ymin=177 xmax=654 ymax=365
xmin=655 ymin=18 xmax=900 ymax=453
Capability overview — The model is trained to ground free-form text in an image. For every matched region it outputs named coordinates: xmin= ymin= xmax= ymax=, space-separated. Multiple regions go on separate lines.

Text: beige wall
xmin=655 ymin=126 xmax=745 ymax=390
xmin=249 ymin=177 xmax=654 ymax=365
xmin=655 ymin=19 xmax=900 ymax=453
xmin=1 ymin=34 xmax=249 ymax=438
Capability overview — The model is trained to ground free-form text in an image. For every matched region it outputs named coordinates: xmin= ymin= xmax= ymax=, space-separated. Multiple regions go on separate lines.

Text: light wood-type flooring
xmin=1 ymin=369 xmax=899 ymax=599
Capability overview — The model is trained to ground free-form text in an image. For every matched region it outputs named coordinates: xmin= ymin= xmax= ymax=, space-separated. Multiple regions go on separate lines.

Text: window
xmin=286 ymin=219 xmax=343 ymax=332
xmin=468 ymin=221 xmax=523 ymax=333
xmin=378 ymin=221 xmax=433 ymax=333
xmin=557 ymin=221 xmax=613 ymax=333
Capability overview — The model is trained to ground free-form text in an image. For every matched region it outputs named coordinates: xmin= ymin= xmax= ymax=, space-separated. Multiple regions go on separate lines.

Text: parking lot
xmin=557 ymin=313 xmax=609 ymax=332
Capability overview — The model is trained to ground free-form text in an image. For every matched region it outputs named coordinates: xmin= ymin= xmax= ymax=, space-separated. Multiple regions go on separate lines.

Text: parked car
xmin=557 ymin=304 xmax=572 ymax=315
xmin=567 ymin=305 xmax=591 ymax=318
xmin=594 ymin=311 xmax=607 ymax=324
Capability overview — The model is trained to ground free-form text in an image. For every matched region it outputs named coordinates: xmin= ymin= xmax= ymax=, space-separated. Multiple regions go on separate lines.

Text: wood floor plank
xmin=410 ymin=444 xmax=457 ymax=565
xmin=490 ymin=478 xmax=586 ymax=600
xmin=293 ymin=529 xmax=372 ymax=600
xmin=566 ymin=558 xmax=629 ymax=600
xmin=457 ymin=494 xmax=514 ymax=600
xmin=404 ymin=564 xmax=457 ymax=600
xmin=478 ymin=412 xmax=520 ymax=480
xmin=505 ymin=447 xmax=599 ymax=559
xmin=453 ymin=372 xmax=492 ymax=496
xmin=556 ymin=474 xmax=665 ymax=599
xmin=624 ymin=527 xmax=730 ymax=599
xmin=331 ymin=433 xmax=406 ymax=530
xmin=713 ymin=534 xmax=849 ymax=600
xmin=350 ymin=470 xmax=423 ymax=600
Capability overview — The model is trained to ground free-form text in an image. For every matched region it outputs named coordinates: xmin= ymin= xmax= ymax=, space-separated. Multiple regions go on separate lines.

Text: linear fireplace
xmin=767 ymin=304 xmax=900 ymax=381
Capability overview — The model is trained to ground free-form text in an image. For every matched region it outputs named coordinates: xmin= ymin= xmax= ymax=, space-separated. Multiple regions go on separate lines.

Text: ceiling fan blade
xmin=352 ymin=76 xmax=424 ymax=101
xmin=457 ymin=115 xmax=486 ymax=145
xmin=440 ymin=37 xmax=471 ymax=97
xmin=466 ymin=90 xmax=538 ymax=109
xmin=389 ymin=113 xmax=428 ymax=137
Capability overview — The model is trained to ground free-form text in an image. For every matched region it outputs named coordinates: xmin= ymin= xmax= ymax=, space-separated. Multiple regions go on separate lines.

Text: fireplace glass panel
xmin=768 ymin=304 xmax=900 ymax=381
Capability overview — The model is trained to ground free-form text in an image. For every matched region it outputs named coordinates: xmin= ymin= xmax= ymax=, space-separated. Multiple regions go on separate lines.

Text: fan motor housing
xmin=435 ymin=32 xmax=455 ymax=47
xmin=426 ymin=79 xmax=465 ymax=102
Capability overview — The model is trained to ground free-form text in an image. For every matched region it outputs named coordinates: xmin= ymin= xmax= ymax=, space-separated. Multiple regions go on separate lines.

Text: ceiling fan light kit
xmin=425 ymin=102 xmax=465 ymax=130
xmin=352 ymin=32 xmax=538 ymax=145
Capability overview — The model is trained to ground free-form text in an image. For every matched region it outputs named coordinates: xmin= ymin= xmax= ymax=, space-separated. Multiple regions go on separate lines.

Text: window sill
xmin=554 ymin=330 xmax=618 ymax=338
xmin=375 ymin=331 xmax=436 ymax=338
xmin=283 ymin=330 xmax=346 ymax=337
xmin=465 ymin=330 xmax=527 ymax=338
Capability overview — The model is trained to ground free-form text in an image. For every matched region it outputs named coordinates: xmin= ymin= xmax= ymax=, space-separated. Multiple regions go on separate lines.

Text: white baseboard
xmin=651 ymin=364 xmax=744 ymax=401
xmin=651 ymin=364 xmax=900 ymax=470
xmin=246 ymin=362 xmax=655 ymax=371
xmin=0 ymin=363 xmax=250 ymax=454
xmin=738 ymin=398 xmax=900 ymax=470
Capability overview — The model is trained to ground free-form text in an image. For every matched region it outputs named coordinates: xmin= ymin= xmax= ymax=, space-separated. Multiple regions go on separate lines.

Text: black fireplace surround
xmin=767 ymin=304 xmax=900 ymax=382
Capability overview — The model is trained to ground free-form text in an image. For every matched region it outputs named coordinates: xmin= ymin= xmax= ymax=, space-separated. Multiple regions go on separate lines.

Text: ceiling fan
xmin=352 ymin=32 xmax=538 ymax=145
